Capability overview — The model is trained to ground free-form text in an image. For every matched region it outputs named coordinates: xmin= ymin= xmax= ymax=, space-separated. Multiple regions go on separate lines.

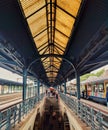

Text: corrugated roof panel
xmin=54 ymin=57 xmax=62 ymax=63
xmin=38 ymin=42 xmax=48 ymax=50
xmin=54 ymin=62 xmax=61 ymax=68
xmin=57 ymin=0 xmax=81 ymax=17
xmin=54 ymin=47 xmax=64 ymax=55
xmin=20 ymin=0 xmax=45 ymax=17
xmin=56 ymin=7 xmax=75 ymax=36
xmin=52 ymin=73 xmax=57 ymax=77
xmin=39 ymin=47 xmax=49 ymax=55
xmin=54 ymin=37 xmax=66 ymax=48
xmin=47 ymin=73 xmax=57 ymax=78
xmin=34 ymin=33 xmax=48 ymax=49
xmin=55 ymin=30 xmax=68 ymax=49
xmin=54 ymin=42 xmax=65 ymax=50
xmin=42 ymin=58 xmax=49 ymax=64
xmin=53 ymin=46 xmax=64 ymax=55
xmin=34 ymin=39 xmax=48 ymax=49
xmin=27 ymin=8 xmax=46 ymax=37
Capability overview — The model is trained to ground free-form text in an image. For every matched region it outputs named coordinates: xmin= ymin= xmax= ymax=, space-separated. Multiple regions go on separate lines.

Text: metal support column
xmin=64 ymin=82 xmax=66 ymax=94
xmin=1 ymin=86 xmax=4 ymax=94
xmin=42 ymin=84 xmax=43 ymax=94
xmin=37 ymin=80 xmax=40 ymax=97
xmin=75 ymin=70 xmax=80 ymax=100
xmin=11 ymin=85 xmax=12 ymax=93
xmin=85 ymin=84 xmax=87 ymax=98
xmin=23 ymin=68 xmax=27 ymax=100
xmin=34 ymin=80 xmax=37 ymax=96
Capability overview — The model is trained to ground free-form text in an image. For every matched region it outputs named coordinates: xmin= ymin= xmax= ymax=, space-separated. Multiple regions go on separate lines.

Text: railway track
xmin=0 ymin=93 xmax=22 ymax=105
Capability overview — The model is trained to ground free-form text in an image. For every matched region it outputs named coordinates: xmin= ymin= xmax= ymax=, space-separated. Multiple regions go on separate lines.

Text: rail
xmin=59 ymin=92 xmax=108 ymax=130
xmin=0 ymin=93 xmax=44 ymax=130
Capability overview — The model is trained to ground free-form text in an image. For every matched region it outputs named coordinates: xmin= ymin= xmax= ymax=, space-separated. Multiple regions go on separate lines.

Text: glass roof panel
xmin=20 ymin=0 xmax=45 ymax=17
xmin=57 ymin=0 xmax=81 ymax=17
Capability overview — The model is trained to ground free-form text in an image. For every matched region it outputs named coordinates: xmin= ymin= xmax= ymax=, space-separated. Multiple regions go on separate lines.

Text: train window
xmin=98 ymin=84 xmax=104 ymax=92
xmin=106 ymin=83 xmax=108 ymax=87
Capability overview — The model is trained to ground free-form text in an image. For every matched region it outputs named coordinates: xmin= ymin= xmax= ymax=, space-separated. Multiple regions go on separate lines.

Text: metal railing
xmin=59 ymin=93 xmax=108 ymax=130
xmin=0 ymin=94 xmax=44 ymax=130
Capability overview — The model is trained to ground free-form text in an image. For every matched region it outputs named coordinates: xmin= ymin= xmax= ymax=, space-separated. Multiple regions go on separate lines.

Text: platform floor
xmin=33 ymin=97 xmax=70 ymax=130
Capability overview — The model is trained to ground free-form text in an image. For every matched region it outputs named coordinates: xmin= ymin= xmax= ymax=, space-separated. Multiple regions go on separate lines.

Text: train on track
xmin=66 ymin=75 xmax=108 ymax=105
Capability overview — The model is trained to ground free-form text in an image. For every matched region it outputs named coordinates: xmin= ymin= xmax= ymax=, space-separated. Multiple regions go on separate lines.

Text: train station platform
xmin=10 ymin=96 xmax=90 ymax=130
xmin=0 ymin=92 xmax=108 ymax=130
xmin=0 ymin=0 xmax=108 ymax=130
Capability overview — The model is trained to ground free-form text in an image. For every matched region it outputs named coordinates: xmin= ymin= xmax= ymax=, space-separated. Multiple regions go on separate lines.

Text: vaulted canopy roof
xmin=19 ymin=0 xmax=82 ymax=83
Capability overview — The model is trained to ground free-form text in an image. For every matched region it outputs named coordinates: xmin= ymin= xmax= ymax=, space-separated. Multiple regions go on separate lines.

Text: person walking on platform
xmin=106 ymin=88 xmax=108 ymax=107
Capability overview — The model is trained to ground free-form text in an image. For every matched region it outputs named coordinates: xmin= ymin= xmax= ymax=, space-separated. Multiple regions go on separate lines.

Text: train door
xmin=104 ymin=80 xmax=108 ymax=98
xmin=98 ymin=83 xmax=104 ymax=97
xmin=92 ymin=85 xmax=95 ymax=96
